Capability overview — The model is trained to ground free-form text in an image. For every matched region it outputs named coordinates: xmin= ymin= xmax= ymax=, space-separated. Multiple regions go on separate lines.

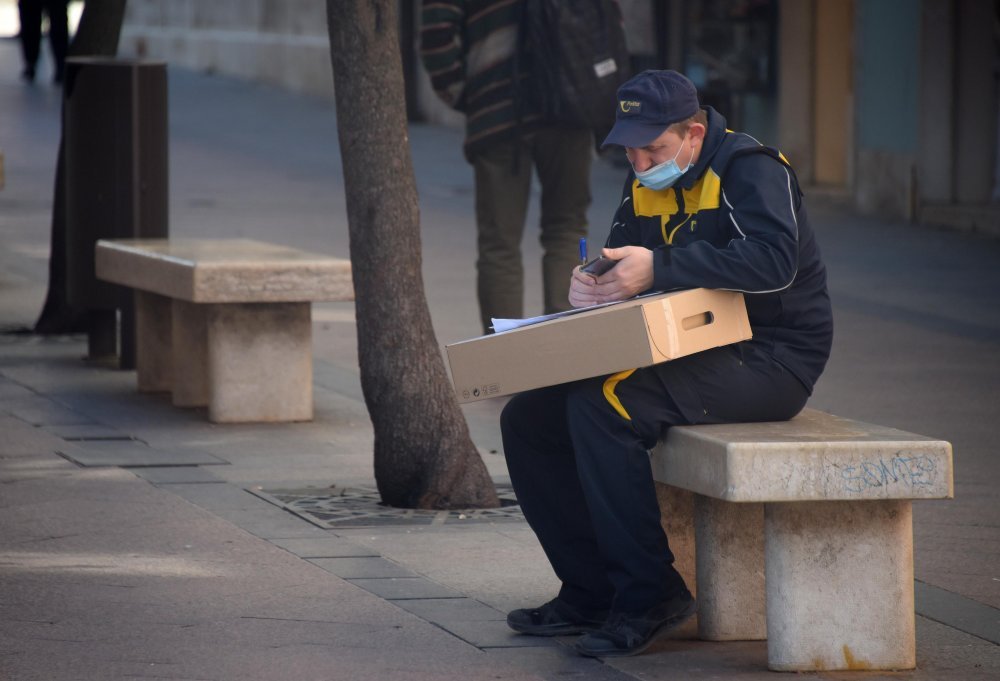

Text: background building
xmin=106 ymin=0 xmax=999 ymax=234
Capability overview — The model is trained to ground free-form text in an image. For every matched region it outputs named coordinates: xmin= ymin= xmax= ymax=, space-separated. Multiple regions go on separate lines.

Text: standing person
xmin=420 ymin=0 xmax=594 ymax=333
xmin=17 ymin=0 xmax=69 ymax=83
xmin=501 ymin=70 xmax=833 ymax=657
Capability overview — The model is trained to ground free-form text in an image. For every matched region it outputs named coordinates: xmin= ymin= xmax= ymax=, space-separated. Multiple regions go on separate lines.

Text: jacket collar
xmin=675 ymin=106 xmax=727 ymax=192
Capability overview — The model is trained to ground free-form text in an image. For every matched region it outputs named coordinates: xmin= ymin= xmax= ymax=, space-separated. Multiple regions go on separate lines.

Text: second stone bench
xmin=95 ymin=238 xmax=353 ymax=423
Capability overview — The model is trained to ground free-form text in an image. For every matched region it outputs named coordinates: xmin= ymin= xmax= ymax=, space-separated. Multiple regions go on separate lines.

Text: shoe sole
xmin=507 ymin=620 xmax=601 ymax=637
xmin=574 ymin=600 xmax=696 ymax=658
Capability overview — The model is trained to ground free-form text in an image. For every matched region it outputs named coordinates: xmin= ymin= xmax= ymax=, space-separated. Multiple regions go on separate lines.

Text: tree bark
xmin=326 ymin=0 xmax=499 ymax=510
xmin=33 ymin=0 xmax=128 ymax=334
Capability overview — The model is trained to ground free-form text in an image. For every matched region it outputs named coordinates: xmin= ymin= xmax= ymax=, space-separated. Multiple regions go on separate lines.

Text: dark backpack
xmin=517 ymin=0 xmax=631 ymax=141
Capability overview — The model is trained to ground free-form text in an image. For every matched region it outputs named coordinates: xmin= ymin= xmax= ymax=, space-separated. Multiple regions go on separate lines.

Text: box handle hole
xmin=681 ymin=311 xmax=714 ymax=330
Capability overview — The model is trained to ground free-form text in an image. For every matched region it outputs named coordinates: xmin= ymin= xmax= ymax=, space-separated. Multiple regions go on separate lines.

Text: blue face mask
xmin=633 ymin=138 xmax=692 ymax=191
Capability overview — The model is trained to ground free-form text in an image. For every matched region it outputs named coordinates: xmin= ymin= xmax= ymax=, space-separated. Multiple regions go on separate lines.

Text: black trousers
xmin=500 ymin=342 xmax=808 ymax=613
xmin=18 ymin=0 xmax=69 ymax=77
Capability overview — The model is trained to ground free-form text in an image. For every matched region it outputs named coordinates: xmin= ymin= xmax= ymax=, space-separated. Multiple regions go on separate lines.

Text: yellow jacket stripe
xmin=602 ymin=369 xmax=636 ymax=420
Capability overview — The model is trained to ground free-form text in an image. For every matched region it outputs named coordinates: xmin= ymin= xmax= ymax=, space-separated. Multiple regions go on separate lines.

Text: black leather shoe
xmin=575 ymin=591 xmax=696 ymax=657
xmin=507 ymin=597 xmax=609 ymax=636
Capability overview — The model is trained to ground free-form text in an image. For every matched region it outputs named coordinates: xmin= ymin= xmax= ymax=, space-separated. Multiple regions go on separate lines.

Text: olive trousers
xmin=472 ymin=126 xmax=593 ymax=333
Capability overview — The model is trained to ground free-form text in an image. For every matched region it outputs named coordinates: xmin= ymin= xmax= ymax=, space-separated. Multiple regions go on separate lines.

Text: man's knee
xmin=501 ymin=386 xmax=573 ymax=457
xmin=499 ymin=393 xmax=529 ymax=439
xmin=563 ymin=378 xmax=619 ymax=427
xmin=500 ymin=390 xmax=552 ymax=443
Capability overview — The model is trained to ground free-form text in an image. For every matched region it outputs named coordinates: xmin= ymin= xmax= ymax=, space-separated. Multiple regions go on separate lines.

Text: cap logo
xmin=619 ymin=99 xmax=641 ymax=114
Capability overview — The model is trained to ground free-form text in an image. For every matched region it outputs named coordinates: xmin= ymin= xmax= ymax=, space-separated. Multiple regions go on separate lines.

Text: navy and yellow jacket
xmin=607 ymin=107 xmax=833 ymax=393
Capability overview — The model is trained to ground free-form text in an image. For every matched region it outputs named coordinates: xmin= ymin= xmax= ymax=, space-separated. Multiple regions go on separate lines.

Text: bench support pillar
xmin=171 ymin=300 xmax=210 ymax=407
xmin=653 ymin=483 xmax=699 ymax=639
xmin=135 ymin=292 xmax=172 ymax=393
xmin=764 ymin=499 xmax=915 ymax=671
xmin=694 ymin=495 xmax=766 ymax=640
xmin=206 ymin=302 xmax=313 ymax=423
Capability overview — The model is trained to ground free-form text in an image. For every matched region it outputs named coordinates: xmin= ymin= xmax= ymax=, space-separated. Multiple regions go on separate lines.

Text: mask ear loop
xmin=631 ymin=134 xmax=687 ymax=172
xmin=679 ymin=133 xmax=695 ymax=174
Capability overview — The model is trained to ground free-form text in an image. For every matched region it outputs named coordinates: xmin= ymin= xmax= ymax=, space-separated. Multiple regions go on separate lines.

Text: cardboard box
xmin=446 ymin=289 xmax=752 ymax=403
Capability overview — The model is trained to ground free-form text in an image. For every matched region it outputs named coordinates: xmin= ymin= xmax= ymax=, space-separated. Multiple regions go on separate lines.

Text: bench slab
xmin=651 ymin=409 xmax=953 ymax=502
xmin=95 ymin=238 xmax=353 ymax=303
xmin=651 ymin=409 xmax=953 ymax=671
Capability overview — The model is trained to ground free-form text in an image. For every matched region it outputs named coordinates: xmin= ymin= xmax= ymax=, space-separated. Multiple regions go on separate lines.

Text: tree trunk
xmin=33 ymin=0 xmax=128 ymax=334
xmin=326 ymin=0 xmax=499 ymax=510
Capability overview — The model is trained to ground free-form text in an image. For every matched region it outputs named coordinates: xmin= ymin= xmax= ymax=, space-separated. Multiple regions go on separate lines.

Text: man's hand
xmin=568 ymin=246 xmax=654 ymax=307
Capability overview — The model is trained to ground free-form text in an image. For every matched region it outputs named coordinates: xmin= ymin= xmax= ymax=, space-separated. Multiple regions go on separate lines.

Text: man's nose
xmin=630 ymin=150 xmax=651 ymax=172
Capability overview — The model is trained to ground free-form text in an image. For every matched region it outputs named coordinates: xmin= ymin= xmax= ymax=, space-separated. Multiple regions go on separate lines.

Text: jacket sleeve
xmin=420 ymin=1 xmax=467 ymax=111
xmin=651 ymin=153 xmax=800 ymax=293
xmin=604 ymin=173 xmax=642 ymax=249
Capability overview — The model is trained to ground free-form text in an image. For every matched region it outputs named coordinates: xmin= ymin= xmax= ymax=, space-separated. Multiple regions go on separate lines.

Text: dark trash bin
xmin=63 ymin=57 xmax=168 ymax=365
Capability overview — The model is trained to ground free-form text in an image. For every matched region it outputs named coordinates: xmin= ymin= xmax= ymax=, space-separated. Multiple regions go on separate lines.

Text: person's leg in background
xmin=44 ymin=0 xmax=69 ymax=83
xmin=17 ymin=0 xmax=43 ymax=82
xmin=472 ymin=135 xmax=533 ymax=333
xmin=533 ymin=126 xmax=592 ymax=314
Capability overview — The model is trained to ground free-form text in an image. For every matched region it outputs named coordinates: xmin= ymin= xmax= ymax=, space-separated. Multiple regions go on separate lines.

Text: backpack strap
xmin=716 ymin=142 xmax=804 ymax=210
xmin=509 ymin=0 xmax=535 ymax=175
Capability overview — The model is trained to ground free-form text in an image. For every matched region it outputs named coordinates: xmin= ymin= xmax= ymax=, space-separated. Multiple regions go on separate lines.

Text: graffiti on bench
xmin=840 ymin=454 xmax=938 ymax=494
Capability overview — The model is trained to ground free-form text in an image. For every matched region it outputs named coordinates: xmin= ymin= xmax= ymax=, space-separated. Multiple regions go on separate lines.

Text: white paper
xmin=490 ymin=293 xmax=664 ymax=334
xmin=490 ymin=305 xmax=606 ymax=333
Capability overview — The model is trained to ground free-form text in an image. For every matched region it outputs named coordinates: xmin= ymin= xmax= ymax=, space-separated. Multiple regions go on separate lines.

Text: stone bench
xmin=650 ymin=408 xmax=953 ymax=672
xmin=95 ymin=238 xmax=353 ymax=423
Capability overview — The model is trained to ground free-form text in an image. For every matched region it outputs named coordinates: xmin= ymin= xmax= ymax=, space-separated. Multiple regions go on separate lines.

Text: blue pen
xmin=579 ymin=237 xmax=587 ymax=266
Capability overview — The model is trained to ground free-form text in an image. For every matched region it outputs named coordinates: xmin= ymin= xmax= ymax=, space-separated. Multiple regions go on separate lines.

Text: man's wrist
xmin=651 ymin=245 xmax=672 ymax=290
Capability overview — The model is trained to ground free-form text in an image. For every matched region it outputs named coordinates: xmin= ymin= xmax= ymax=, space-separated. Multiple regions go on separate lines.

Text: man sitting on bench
xmin=501 ymin=70 xmax=834 ymax=657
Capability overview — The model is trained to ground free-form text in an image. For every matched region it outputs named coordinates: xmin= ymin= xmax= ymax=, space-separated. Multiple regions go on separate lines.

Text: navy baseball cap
xmin=602 ymin=70 xmax=701 ymax=148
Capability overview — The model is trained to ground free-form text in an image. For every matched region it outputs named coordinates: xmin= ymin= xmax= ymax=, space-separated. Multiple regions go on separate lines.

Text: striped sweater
xmin=420 ymin=0 xmax=542 ymax=161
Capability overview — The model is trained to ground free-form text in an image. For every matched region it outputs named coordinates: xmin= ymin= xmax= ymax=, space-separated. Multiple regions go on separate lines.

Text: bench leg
xmin=694 ymin=495 xmax=766 ymax=640
xmin=135 ymin=292 xmax=172 ymax=393
xmin=764 ymin=500 xmax=915 ymax=671
xmin=171 ymin=300 xmax=209 ymax=407
xmin=654 ymin=482 xmax=698 ymax=639
xmin=205 ymin=302 xmax=313 ymax=423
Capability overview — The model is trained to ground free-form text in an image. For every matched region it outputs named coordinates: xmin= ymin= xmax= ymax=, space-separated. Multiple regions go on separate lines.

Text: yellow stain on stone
xmin=842 ymin=645 xmax=872 ymax=670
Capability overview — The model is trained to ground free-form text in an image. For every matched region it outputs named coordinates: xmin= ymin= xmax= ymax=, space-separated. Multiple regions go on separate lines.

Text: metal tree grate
xmin=254 ymin=485 xmax=524 ymax=528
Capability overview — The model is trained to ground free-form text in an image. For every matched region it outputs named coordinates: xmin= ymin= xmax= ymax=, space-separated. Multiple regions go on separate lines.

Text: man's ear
xmin=688 ymin=122 xmax=707 ymax=148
